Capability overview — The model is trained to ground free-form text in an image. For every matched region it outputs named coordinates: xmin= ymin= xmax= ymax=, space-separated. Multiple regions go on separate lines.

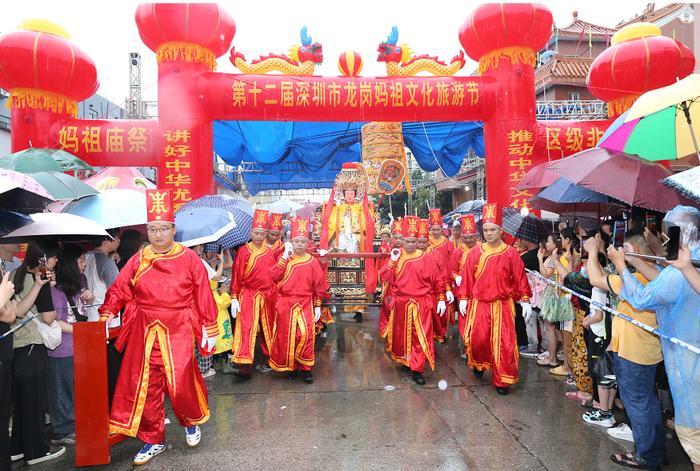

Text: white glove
xmin=283 ymin=241 xmax=293 ymax=260
xmin=446 ymin=290 xmax=454 ymax=304
xmin=437 ymin=300 xmax=446 ymax=316
xmin=314 ymin=307 xmax=322 ymax=323
xmin=459 ymin=299 xmax=468 ymax=316
xmin=454 ymin=275 xmax=462 ymax=287
xmin=201 ymin=325 xmax=216 ymax=353
xmin=319 ymin=249 xmax=328 ymax=257
xmin=231 ymin=299 xmax=240 ymax=319
xmin=103 ymin=315 xmax=114 ymax=339
xmin=519 ymin=301 xmax=533 ymax=323
xmin=390 ymin=248 xmax=401 ymax=262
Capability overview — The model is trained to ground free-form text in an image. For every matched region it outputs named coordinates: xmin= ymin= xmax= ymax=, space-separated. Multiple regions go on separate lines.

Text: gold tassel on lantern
xmin=477 ymin=46 xmax=536 ymax=75
xmin=607 ymin=94 xmax=640 ymax=118
xmin=7 ymin=88 xmax=78 ymax=116
xmin=156 ymin=41 xmax=217 ymax=70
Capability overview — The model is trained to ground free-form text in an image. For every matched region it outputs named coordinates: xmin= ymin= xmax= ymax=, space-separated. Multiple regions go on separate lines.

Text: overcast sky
xmin=0 ymin=1 xmax=673 ymax=109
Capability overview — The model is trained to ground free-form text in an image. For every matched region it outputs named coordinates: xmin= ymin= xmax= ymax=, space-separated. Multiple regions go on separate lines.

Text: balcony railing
xmin=536 ymin=100 xmax=608 ymax=120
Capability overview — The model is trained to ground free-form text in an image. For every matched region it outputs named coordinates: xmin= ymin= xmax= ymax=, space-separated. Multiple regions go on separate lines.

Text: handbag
xmin=31 ymin=315 xmax=62 ymax=350
xmin=592 ymin=349 xmax=615 ymax=388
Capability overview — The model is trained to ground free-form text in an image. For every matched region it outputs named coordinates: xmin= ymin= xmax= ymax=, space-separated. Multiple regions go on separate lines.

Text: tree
xmin=374 ymin=170 xmax=452 ymax=223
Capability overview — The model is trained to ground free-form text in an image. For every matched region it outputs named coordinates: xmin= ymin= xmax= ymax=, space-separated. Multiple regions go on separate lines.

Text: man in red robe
xmin=99 ymin=189 xmax=219 ymax=465
xmin=229 ymin=209 xmax=277 ymax=378
xmin=380 ymin=216 xmax=446 ymax=385
xmin=427 ymin=209 xmax=456 ymax=342
xmin=458 ymin=203 xmax=532 ymax=396
xmin=268 ymin=217 xmax=326 ymax=383
xmin=455 ymin=214 xmax=478 ymax=343
xmin=378 ymin=219 xmax=403 ymax=340
xmin=266 ymin=213 xmax=284 ymax=252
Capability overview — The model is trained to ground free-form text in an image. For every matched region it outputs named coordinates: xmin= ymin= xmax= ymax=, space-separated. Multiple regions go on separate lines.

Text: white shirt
xmin=588 ymin=287 xmax=607 ymax=337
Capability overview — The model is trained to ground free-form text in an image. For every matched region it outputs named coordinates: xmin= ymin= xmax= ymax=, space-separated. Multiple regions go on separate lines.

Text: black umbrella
xmin=502 ymin=208 xmax=550 ymax=244
xmin=0 ymin=210 xmax=33 ymax=237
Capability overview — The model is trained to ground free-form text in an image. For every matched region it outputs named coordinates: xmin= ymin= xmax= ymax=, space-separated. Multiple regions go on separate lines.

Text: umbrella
xmin=501 ymin=207 xmax=550 ymax=244
xmin=262 ymin=199 xmax=303 ymax=214
xmin=517 ymin=161 xmax=560 ymax=191
xmin=174 ymin=207 xmax=238 ymax=247
xmin=83 ymin=167 xmax=156 ymax=193
xmin=661 ymin=165 xmax=700 ymax=203
xmin=534 ymin=177 xmax=611 ymax=204
xmin=0 ymin=148 xmax=93 ymax=173
xmin=546 ymin=148 xmax=688 ymax=212
xmin=1 ymin=212 xmax=111 ymax=243
xmin=443 ymin=199 xmax=485 ymax=224
xmin=0 ymin=210 xmax=33 ymax=237
xmin=598 ymin=74 xmax=700 ymax=161
xmin=62 ymin=190 xmax=147 ymax=229
xmin=28 ymin=171 xmax=99 ymax=200
xmin=180 ymin=195 xmax=253 ymax=249
xmin=0 ymin=169 xmax=55 ymax=211
xmin=296 ymin=202 xmax=321 ymax=219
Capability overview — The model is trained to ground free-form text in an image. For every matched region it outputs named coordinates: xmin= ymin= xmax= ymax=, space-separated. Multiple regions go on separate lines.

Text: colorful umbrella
xmin=661 ymin=165 xmax=700 ymax=203
xmin=1 ymin=212 xmax=110 ymax=243
xmin=0 ymin=148 xmax=93 ymax=173
xmin=546 ymin=148 xmax=688 ymax=212
xmin=27 ymin=171 xmax=99 ymax=200
xmin=598 ymin=74 xmax=700 ymax=161
xmin=0 ymin=169 xmax=55 ymax=211
xmin=179 ymin=195 xmax=253 ymax=249
xmin=83 ymin=167 xmax=156 ymax=193
xmin=62 ymin=189 xmax=147 ymax=229
xmin=501 ymin=207 xmax=549 ymax=244
xmin=0 ymin=210 xmax=33 ymax=237
xmin=174 ymin=207 xmax=237 ymax=247
xmin=517 ymin=161 xmax=560 ymax=191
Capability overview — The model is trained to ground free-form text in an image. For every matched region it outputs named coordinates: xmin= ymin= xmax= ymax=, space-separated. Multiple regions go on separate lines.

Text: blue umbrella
xmin=174 ymin=207 xmax=237 ymax=247
xmin=443 ymin=199 xmax=485 ymax=224
xmin=179 ymin=195 xmax=253 ymax=249
xmin=535 ymin=177 xmax=610 ymax=204
xmin=62 ymin=189 xmax=146 ymax=229
xmin=0 ymin=210 xmax=33 ymax=237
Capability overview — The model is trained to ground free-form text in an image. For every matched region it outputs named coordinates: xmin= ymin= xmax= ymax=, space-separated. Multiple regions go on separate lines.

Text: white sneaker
xmin=556 ymin=350 xmax=565 ymax=362
xmin=133 ymin=443 xmax=166 ymax=465
xmin=520 ymin=348 xmax=540 ymax=359
xmin=583 ymin=410 xmax=615 ymax=428
xmin=607 ymin=423 xmax=634 ymax=442
xmin=537 ymin=351 xmax=549 ymax=360
xmin=201 ymin=368 xmax=216 ymax=378
xmin=26 ymin=446 xmax=66 ymax=465
xmin=10 ymin=453 xmax=23 ymax=462
xmin=185 ymin=426 xmax=201 ymax=447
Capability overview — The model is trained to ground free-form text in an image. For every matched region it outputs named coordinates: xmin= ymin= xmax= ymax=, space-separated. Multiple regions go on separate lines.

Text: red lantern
xmin=0 ymin=19 xmax=98 ymax=116
xmin=337 ymin=50 xmax=363 ymax=77
xmin=135 ymin=3 xmax=236 ymax=70
xmin=459 ymin=3 xmax=552 ymax=74
xmin=587 ymin=23 xmax=695 ymax=117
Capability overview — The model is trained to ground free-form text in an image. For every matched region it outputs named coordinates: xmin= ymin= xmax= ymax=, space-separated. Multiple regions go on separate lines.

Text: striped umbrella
xmin=178 ymin=195 xmax=253 ymax=250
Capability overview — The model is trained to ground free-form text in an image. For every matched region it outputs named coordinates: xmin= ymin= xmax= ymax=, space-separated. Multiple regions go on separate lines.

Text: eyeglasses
xmin=147 ymin=226 xmax=174 ymax=235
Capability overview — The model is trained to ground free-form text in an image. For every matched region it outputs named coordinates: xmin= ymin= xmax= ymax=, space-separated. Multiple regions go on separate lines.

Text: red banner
xmin=200 ymin=73 xmax=499 ymax=122
xmin=50 ymin=119 xmax=159 ymax=167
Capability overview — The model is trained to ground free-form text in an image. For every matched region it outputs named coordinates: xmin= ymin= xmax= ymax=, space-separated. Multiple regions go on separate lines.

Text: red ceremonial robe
xmin=99 ymin=243 xmax=218 ymax=444
xmin=428 ymin=236 xmax=455 ymax=342
xmin=377 ymin=241 xmax=393 ymax=339
xmin=230 ymin=242 xmax=277 ymax=363
xmin=269 ymin=253 xmax=325 ymax=372
xmin=458 ymin=242 xmax=531 ymax=387
xmin=380 ymin=250 xmax=444 ymax=373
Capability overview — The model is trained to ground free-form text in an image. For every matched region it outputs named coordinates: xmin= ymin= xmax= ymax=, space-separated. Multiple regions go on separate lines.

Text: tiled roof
xmin=535 ymin=56 xmax=595 ymax=89
xmin=617 ymin=3 xmax=686 ymax=28
xmin=556 ymin=12 xmax=617 ymax=37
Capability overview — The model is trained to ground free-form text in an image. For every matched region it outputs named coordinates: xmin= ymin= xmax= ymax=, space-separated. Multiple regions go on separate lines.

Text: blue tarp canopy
xmin=213 ymin=120 xmax=484 ymax=195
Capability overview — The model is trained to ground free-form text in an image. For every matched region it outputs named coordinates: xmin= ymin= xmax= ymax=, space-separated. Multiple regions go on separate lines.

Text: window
xmin=568 ymin=91 xmax=580 ymax=101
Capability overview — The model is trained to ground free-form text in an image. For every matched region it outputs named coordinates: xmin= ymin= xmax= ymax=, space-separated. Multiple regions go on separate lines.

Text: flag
xmin=576 ymin=26 xmax=586 ymax=50
xmin=588 ymin=31 xmax=592 ymax=49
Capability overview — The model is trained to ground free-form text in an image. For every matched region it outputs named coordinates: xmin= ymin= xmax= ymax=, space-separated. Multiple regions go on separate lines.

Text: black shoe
xmin=353 ymin=312 xmax=363 ymax=323
xmin=301 ymin=371 xmax=314 ymax=384
xmin=495 ymin=387 xmax=509 ymax=396
xmin=411 ymin=371 xmax=426 ymax=385
xmin=400 ymin=365 xmax=411 ymax=374
xmin=287 ymin=371 xmax=298 ymax=381
xmin=473 ymin=368 xmax=484 ymax=379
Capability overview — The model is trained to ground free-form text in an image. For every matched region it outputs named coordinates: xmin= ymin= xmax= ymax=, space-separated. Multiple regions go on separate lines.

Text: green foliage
xmin=374 ymin=170 xmax=452 ymax=222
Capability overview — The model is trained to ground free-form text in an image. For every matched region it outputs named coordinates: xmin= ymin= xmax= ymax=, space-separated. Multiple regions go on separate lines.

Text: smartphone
xmin=666 ymin=225 xmax=681 ymax=261
xmin=646 ymin=213 xmax=657 ymax=235
xmin=580 ymin=236 xmax=589 ymax=259
xmin=613 ymin=221 xmax=627 ymax=248
xmin=38 ymin=255 xmax=49 ymax=280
